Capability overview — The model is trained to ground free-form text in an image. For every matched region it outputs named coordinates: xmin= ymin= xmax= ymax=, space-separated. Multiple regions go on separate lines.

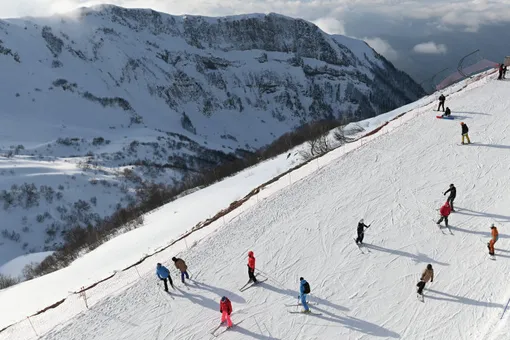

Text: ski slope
xmin=3 ymin=72 xmax=510 ymax=339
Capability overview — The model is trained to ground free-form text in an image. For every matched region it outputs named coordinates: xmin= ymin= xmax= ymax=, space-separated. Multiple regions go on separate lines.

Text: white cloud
xmin=363 ymin=37 xmax=398 ymax=60
xmin=413 ymin=41 xmax=448 ymax=54
xmin=313 ymin=17 xmax=345 ymax=35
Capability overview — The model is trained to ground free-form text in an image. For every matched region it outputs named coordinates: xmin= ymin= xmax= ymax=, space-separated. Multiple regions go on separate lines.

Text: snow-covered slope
xmin=0 ymin=5 xmax=425 ymax=268
xmin=1 ymin=71 xmax=508 ymax=339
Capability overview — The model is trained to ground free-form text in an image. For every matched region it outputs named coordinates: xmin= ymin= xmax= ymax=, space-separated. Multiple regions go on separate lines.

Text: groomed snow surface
xmin=2 ymin=70 xmax=510 ymax=339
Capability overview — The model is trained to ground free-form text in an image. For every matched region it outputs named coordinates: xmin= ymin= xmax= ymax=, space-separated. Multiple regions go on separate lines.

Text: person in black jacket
xmin=460 ymin=122 xmax=471 ymax=144
xmin=444 ymin=184 xmax=456 ymax=212
xmin=355 ymin=219 xmax=370 ymax=245
xmin=442 ymin=107 xmax=451 ymax=117
xmin=438 ymin=94 xmax=445 ymax=112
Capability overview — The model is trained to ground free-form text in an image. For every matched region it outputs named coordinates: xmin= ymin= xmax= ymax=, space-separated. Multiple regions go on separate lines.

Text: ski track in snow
xmin=4 ymin=73 xmax=510 ymax=339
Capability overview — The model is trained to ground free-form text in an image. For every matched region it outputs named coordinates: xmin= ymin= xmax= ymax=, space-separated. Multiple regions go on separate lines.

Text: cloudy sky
xmin=2 ymin=0 xmax=510 ymax=34
xmin=1 ymin=1 xmax=508 ymax=85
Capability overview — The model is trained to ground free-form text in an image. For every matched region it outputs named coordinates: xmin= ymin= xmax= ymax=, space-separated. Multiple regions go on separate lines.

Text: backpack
xmin=303 ymin=281 xmax=311 ymax=294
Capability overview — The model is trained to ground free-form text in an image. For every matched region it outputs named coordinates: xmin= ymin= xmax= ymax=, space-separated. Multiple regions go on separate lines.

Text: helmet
xmin=427 ymin=264 xmax=432 ymax=270
xmin=299 ymin=277 xmax=304 ymax=281
xmin=450 ymin=183 xmax=454 ymax=187
xmin=221 ymin=296 xmax=227 ymax=302
xmin=157 ymin=263 xmax=162 ymax=267
xmin=359 ymin=219 xmax=364 ymax=224
xmin=248 ymin=251 xmax=254 ymax=257
xmin=491 ymin=223 xmax=495 ymax=228
xmin=172 ymin=257 xmax=177 ymax=261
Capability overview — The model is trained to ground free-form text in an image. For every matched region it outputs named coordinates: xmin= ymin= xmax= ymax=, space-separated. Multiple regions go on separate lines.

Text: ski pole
xmin=502 ymin=298 xmax=510 ymax=320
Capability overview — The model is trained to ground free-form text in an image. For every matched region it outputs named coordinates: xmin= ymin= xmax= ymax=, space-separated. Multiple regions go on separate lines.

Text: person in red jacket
xmin=247 ymin=251 xmax=258 ymax=283
xmin=219 ymin=296 xmax=233 ymax=328
xmin=436 ymin=201 xmax=452 ymax=227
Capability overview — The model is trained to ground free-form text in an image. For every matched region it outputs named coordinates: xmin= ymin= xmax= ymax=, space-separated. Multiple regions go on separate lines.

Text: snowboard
xmin=436 ymin=115 xmax=454 ymax=120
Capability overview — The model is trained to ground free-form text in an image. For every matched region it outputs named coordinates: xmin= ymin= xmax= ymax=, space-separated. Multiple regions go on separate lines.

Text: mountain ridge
xmin=0 ymin=4 xmax=424 ymax=269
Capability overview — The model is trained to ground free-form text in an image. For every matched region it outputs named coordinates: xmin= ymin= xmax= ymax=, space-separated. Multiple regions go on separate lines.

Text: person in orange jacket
xmin=247 ymin=251 xmax=258 ymax=283
xmin=219 ymin=296 xmax=233 ymax=328
xmin=488 ymin=224 xmax=499 ymax=256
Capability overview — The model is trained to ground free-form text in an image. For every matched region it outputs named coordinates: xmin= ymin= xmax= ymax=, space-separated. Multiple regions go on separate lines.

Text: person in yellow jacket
xmin=488 ymin=224 xmax=499 ymax=256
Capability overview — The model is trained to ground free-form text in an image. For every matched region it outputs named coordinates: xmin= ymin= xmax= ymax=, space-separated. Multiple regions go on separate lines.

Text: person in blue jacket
xmin=156 ymin=263 xmax=173 ymax=292
xmin=298 ymin=277 xmax=311 ymax=313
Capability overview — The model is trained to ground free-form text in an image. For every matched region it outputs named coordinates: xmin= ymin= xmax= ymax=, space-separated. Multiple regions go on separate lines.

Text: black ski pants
xmin=356 ymin=232 xmax=364 ymax=244
xmin=437 ymin=216 xmax=449 ymax=226
xmin=447 ymin=196 xmax=455 ymax=211
xmin=161 ymin=277 xmax=173 ymax=291
xmin=438 ymin=101 xmax=445 ymax=112
xmin=417 ymin=281 xmax=426 ymax=295
xmin=248 ymin=267 xmax=257 ymax=283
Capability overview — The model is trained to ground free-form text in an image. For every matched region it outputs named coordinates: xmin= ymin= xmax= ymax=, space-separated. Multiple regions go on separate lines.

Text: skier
xmin=498 ymin=63 xmax=504 ymax=80
xmin=437 ymin=94 xmax=445 ymax=112
xmin=436 ymin=201 xmax=451 ymax=227
xmin=298 ymin=277 xmax=311 ymax=313
xmin=460 ymin=122 xmax=471 ymax=144
xmin=441 ymin=107 xmax=451 ymax=117
xmin=355 ymin=219 xmax=370 ymax=245
xmin=443 ymin=184 xmax=456 ymax=212
xmin=156 ymin=263 xmax=173 ymax=292
xmin=416 ymin=264 xmax=434 ymax=296
xmin=219 ymin=296 xmax=233 ymax=328
xmin=172 ymin=257 xmax=190 ymax=284
xmin=247 ymin=251 xmax=257 ymax=284
xmin=488 ymin=224 xmax=499 ymax=256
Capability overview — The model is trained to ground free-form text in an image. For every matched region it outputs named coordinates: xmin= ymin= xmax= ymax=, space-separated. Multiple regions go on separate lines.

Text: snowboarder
xmin=156 ymin=263 xmax=173 ymax=292
xmin=172 ymin=257 xmax=190 ymax=284
xmin=437 ymin=94 xmax=445 ymax=112
xmin=219 ymin=296 xmax=233 ymax=328
xmin=247 ymin=251 xmax=257 ymax=284
xmin=460 ymin=122 xmax=471 ymax=144
xmin=298 ymin=277 xmax=311 ymax=313
xmin=443 ymin=184 xmax=456 ymax=212
xmin=416 ymin=264 xmax=434 ymax=296
xmin=498 ymin=63 xmax=504 ymax=80
xmin=488 ymin=224 xmax=499 ymax=256
xmin=442 ymin=107 xmax=451 ymax=117
xmin=436 ymin=201 xmax=451 ymax=227
xmin=355 ymin=219 xmax=370 ymax=245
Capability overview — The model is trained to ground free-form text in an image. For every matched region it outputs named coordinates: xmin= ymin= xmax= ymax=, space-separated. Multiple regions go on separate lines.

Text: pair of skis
xmin=354 ymin=239 xmax=371 ymax=254
xmin=239 ymin=275 xmax=268 ymax=292
xmin=209 ymin=319 xmax=245 ymax=337
xmin=286 ymin=300 xmax=321 ymax=315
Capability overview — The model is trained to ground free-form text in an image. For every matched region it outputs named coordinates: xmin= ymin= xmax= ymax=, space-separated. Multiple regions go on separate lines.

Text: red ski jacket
xmin=248 ymin=256 xmax=255 ymax=270
xmin=440 ymin=203 xmax=451 ymax=217
xmin=220 ymin=298 xmax=232 ymax=315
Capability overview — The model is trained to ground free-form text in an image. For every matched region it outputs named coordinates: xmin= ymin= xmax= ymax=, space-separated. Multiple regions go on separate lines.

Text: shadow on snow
xmin=455 ymin=208 xmax=510 ymax=223
xmin=426 ymin=289 xmax=504 ymax=309
xmin=363 ymin=244 xmax=449 ymax=266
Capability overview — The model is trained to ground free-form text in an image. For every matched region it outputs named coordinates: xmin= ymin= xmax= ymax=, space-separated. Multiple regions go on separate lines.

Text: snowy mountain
xmin=0 ymin=5 xmax=424 ymax=270
xmin=0 ymin=70 xmax=508 ymax=340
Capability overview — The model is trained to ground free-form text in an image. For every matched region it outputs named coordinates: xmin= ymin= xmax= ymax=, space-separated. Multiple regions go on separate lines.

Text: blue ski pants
xmin=300 ymin=294 xmax=309 ymax=311
xmin=181 ymin=271 xmax=189 ymax=282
